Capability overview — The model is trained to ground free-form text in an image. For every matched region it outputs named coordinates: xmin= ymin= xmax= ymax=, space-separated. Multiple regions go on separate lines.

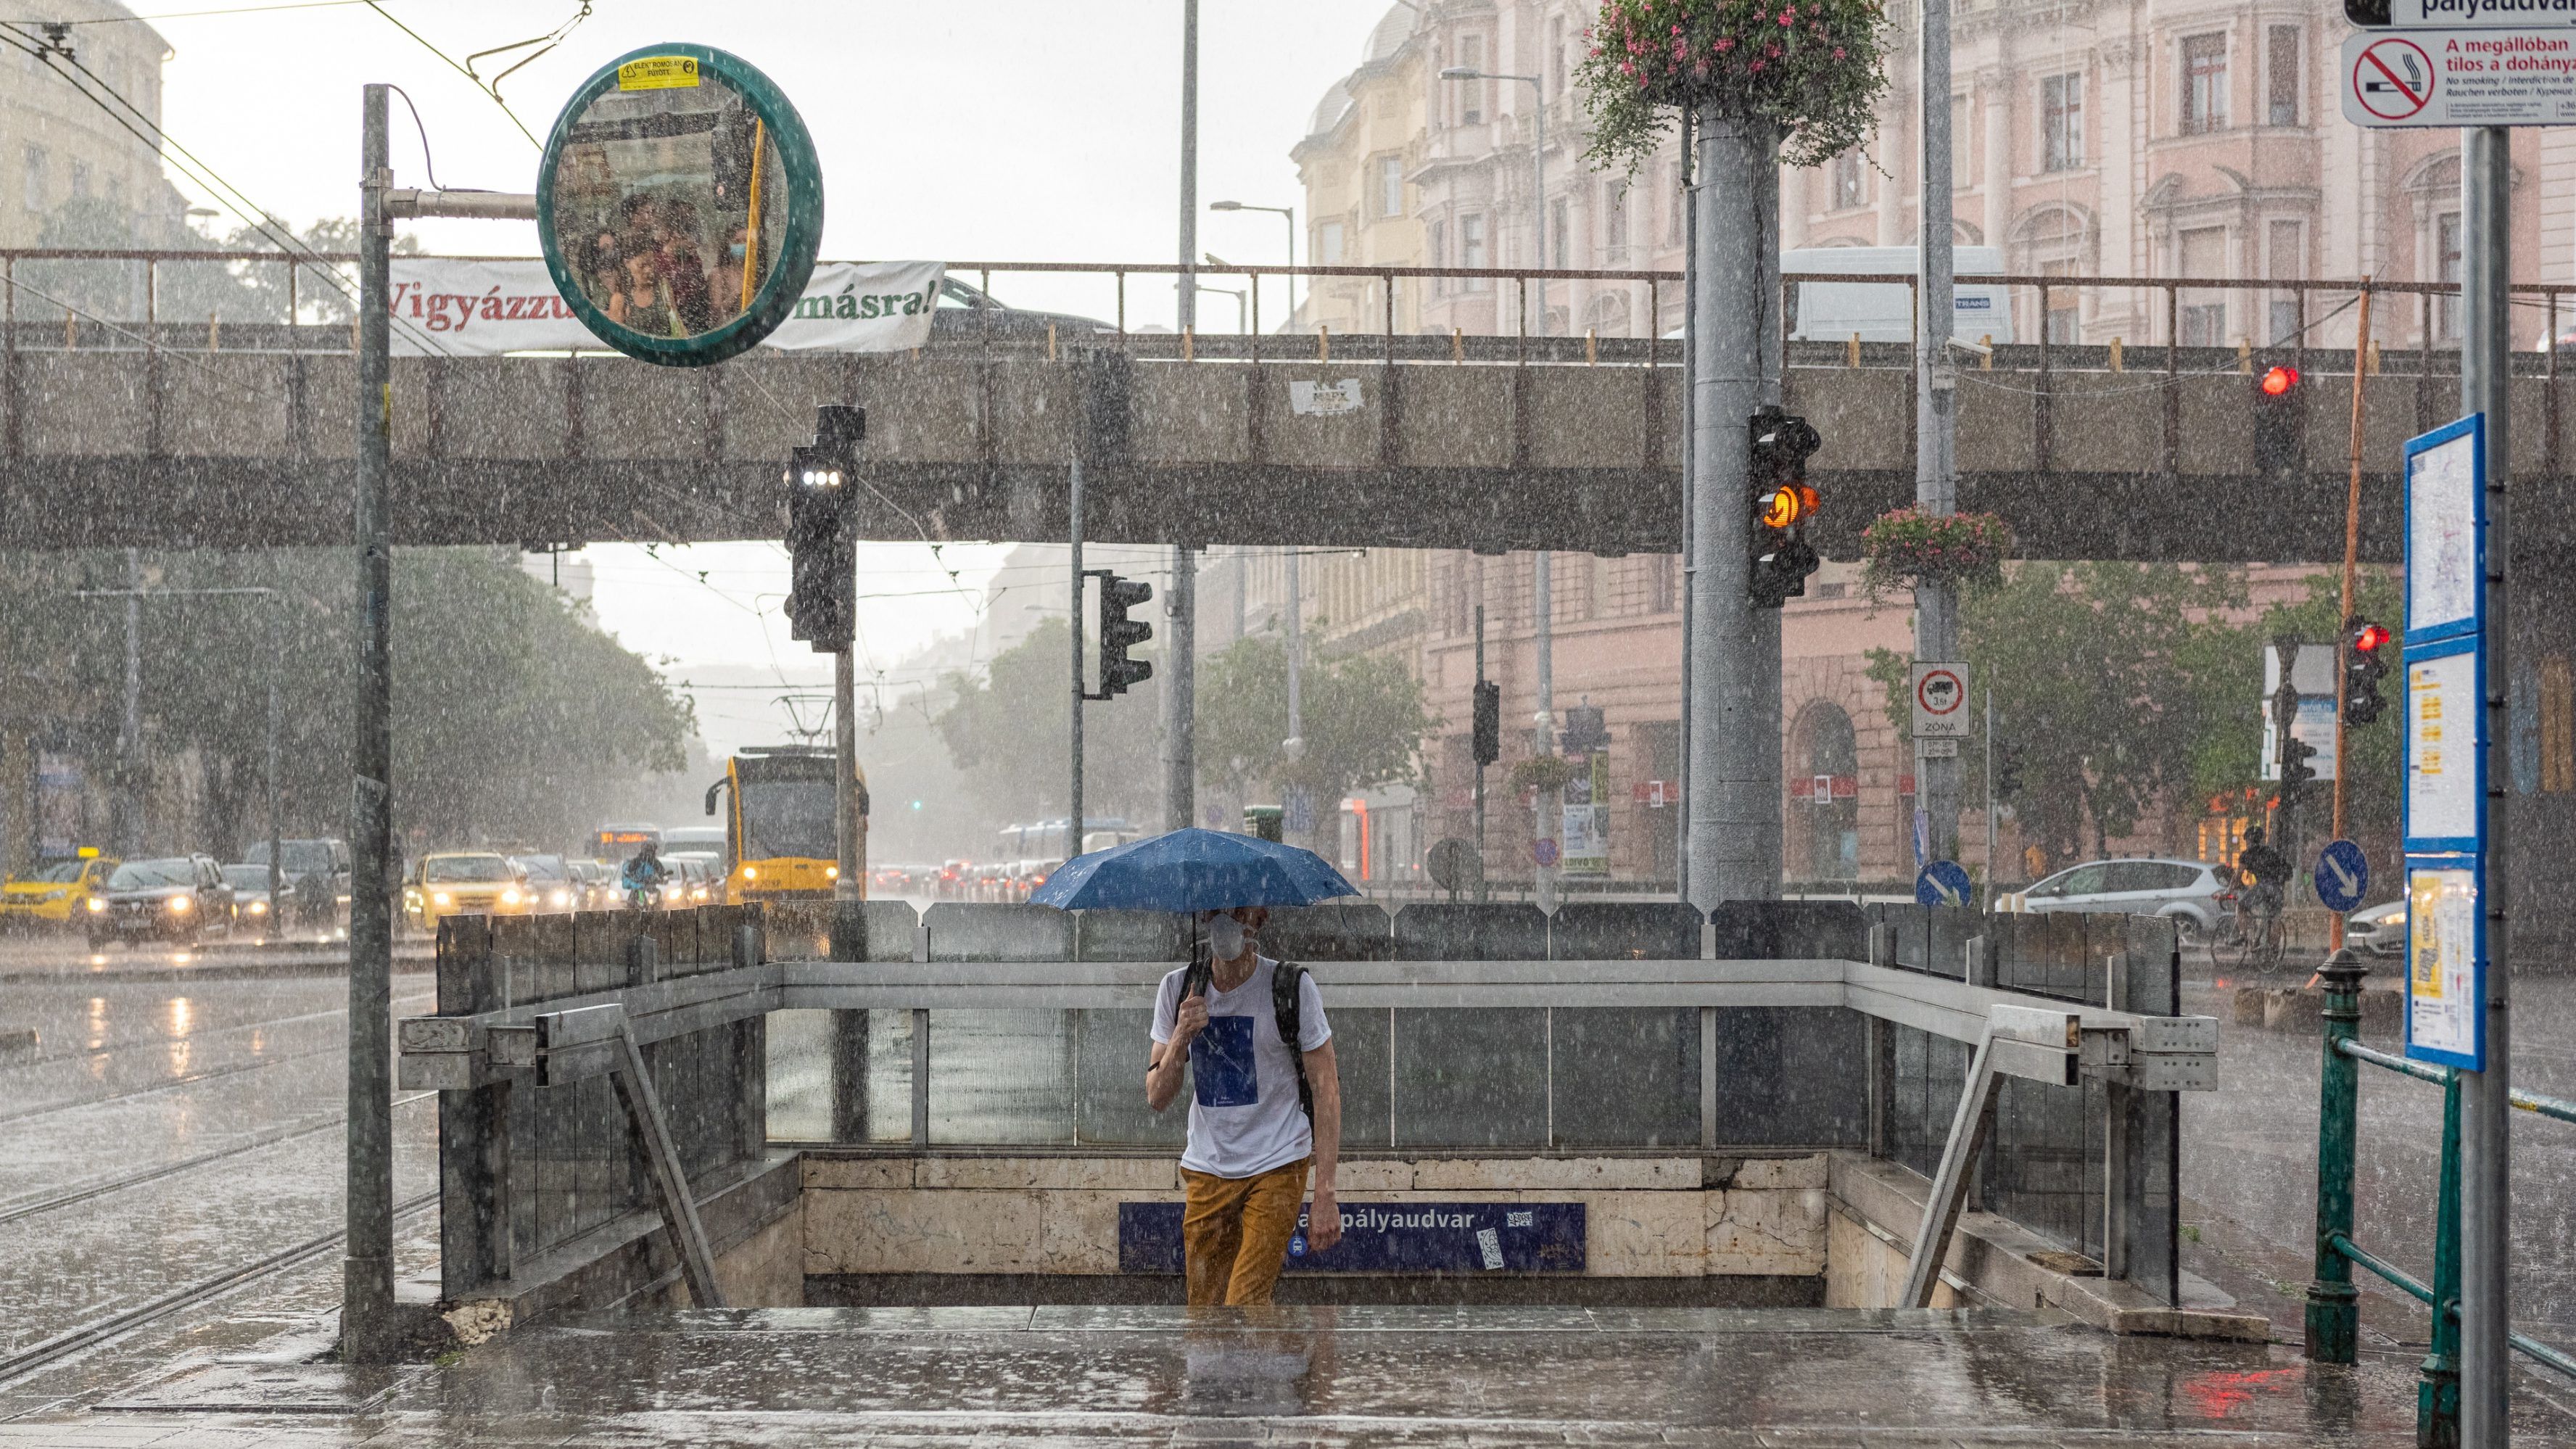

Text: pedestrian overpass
xmin=1 ymin=255 xmax=2550 ymax=562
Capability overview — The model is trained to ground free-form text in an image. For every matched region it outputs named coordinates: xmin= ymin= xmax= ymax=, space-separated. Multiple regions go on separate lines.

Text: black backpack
xmin=1180 ymin=955 xmax=1314 ymax=1123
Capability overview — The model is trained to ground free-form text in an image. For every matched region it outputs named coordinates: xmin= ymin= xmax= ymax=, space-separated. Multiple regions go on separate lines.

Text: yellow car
xmin=0 ymin=849 xmax=118 ymax=931
xmin=404 ymin=851 xmax=531 ymax=932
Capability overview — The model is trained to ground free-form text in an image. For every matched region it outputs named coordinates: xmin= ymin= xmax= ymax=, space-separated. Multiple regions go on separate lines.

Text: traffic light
xmin=2343 ymin=617 xmax=2392 ymax=725
xmin=2253 ymin=362 xmax=2305 ymax=484
xmin=1747 ymin=406 xmax=1822 ymax=608
xmin=1471 ymin=680 xmax=1501 ymax=767
xmin=1089 ymin=570 xmax=1153 ymax=698
xmin=2281 ymin=733 xmax=2319 ymax=804
xmin=1560 ymin=704 xmax=1608 ymax=755
xmin=782 ymin=407 xmax=863 ymax=650
xmin=1994 ymin=745 xmax=2025 ymax=801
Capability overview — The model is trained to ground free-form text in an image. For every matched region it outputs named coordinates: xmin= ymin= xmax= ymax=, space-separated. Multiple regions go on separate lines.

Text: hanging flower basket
xmin=1859 ymin=507 xmax=2015 ymax=604
xmin=1509 ymin=754 xmax=1580 ymax=795
xmin=1577 ymin=0 xmax=1892 ymax=172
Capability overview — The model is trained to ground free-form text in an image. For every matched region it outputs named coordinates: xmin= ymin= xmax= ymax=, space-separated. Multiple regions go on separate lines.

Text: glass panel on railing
xmin=1709 ymin=1007 xmax=1870 ymax=1147
xmin=924 ymin=902 xmax=1073 ymax=962
xmin=766 ymin=1007 xmax=831 ymax=1142
xmin=928 ymin=1009 xmax=1074 ymax=1144
xmin=1390 ymin=1007 xmax=1548 ymax=1148
xmin=1070 ymin=1009 xmax=1184 ymax=1147
xmin=1552 ymin=1007 xmax=1697 ymax=1147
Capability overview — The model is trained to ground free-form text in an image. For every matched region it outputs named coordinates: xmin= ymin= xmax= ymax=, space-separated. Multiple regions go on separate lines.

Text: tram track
xmin=0 ymin=1091 xmax=436 ymax=1229
xmin=0 ymin=1189 xmax=440 ymax=1387
xmin=0 ymin=993 xmax=437 ymax=1126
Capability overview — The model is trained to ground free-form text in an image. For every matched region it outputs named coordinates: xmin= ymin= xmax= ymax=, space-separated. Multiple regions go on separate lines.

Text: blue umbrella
xmin=1028 ymin=828 xmax=1356 ymax=913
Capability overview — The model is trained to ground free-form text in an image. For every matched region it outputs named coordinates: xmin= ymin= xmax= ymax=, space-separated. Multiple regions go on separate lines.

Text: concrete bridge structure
xmin=1 ymin=298 xmax=2557 ymax=562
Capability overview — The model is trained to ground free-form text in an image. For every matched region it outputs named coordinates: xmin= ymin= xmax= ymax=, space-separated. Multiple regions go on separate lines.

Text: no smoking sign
xmin=1910 ymin=662 xmax=1970 ymax=740
xmin=2352 ymin=36 xmax=2433 ymax=122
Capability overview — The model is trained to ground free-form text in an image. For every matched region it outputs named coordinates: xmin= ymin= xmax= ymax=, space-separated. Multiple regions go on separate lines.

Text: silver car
xmin=2345 ymin=900 xmax=2408 ymax=958
xmin=2018 ymin=857 xmax=2234 ymax=939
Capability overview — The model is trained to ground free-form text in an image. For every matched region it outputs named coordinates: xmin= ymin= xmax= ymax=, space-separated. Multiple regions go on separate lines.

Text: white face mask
xmin=1208 ymin=915 xmax=1247 ymax=961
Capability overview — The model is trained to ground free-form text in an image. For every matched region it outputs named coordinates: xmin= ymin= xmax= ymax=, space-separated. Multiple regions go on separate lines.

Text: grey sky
xmin=131 ymin=0 xmax=1389 ymax=755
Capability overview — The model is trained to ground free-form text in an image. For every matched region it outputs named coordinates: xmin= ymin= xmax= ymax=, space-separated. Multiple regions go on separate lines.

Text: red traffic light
xmin=2353 ymin=622 xmax=2391 ymax=653
xmin=2259 ymin=365 xmax=2300 ymax=397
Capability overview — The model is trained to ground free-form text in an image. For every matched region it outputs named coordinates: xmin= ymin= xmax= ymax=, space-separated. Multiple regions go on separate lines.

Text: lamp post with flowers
xmin=1577 ymin=0 xmax=1890 ymax=907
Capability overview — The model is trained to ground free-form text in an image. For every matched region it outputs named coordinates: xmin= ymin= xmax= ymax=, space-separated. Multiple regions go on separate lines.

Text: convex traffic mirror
xmin=538 ymin=45 xmax=822 ymax=366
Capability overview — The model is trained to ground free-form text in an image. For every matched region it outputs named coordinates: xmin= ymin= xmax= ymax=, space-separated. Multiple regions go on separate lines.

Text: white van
xmin=1785 ymin=246 xmax=2012 ymax=344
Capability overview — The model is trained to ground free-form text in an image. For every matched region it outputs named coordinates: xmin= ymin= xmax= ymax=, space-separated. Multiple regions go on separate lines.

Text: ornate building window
xmin=2181 ymin=34 xmax=2228 ymax=135
xmin=2041 ymin=74 xmax=2083 ymax=172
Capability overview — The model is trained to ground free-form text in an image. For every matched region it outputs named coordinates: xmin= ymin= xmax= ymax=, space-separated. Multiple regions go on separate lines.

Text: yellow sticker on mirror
xmin=616 ymin=56 xmax=701 ymax=90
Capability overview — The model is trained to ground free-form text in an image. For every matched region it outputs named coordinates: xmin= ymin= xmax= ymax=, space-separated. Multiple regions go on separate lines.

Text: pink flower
xmin=1749 ymin=59 xmax=1765 ymax=70
xmin=1767 ymin=43 xmax=1780 ymax=56
xmin=1715 ymin=36 xmax=1735 ymax=51
xmin=1779 ymin=6 xmax=1796 ymax=21
xmin=1833 ymin=45 xmax=1846 ymax=57
xmin=1693 ymin=58 xmax=1710 ymax=75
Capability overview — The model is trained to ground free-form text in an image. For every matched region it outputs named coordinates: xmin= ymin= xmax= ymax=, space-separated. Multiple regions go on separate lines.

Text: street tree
xmin=933 ymin=617 xmax=1162 ymax=833
xmin=1194 ymin=633 xmax=1432 ymax=824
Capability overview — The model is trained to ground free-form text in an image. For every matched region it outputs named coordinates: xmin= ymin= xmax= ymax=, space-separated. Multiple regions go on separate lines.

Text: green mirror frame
xmin=537 ymin=44 xmax=824 ymax=367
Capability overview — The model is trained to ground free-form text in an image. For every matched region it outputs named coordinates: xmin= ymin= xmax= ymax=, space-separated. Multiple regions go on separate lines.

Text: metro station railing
xmin=2303 ymin=956 xmax=2576 ymax=1442
xmin=401 ymin=899 xmax=2212 ymax=1315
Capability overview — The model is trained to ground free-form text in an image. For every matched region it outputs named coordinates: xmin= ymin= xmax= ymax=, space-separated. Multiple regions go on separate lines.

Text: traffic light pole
xmin=1683 ymin=105 xmax=1783 ymax=912
xmin=1068 ymin=455 xmax=1085 ymax=863
xmin=1165 ymin=0 xmax=1197 ymax=837
xmin=2329 ymin=288 xmax=2374 ymax=957
xmin=1912 ymin=0 xmax=1962 ymax=873
xmin=2459 ymin=123 xmax=2513 ymax=1449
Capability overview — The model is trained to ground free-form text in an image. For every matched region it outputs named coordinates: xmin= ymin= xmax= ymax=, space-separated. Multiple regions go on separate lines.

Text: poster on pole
xmin=2401 ymin=415 xmax=2489 ymax=1070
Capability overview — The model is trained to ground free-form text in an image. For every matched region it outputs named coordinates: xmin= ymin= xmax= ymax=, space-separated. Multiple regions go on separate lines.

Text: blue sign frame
xmin=2400 ymin=413 xmax=2489 ymax=1071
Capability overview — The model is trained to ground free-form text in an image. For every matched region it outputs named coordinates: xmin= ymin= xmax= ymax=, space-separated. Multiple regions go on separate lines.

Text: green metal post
xmin=2419 ymin=1072 xmax=2462 ymax=1448
xmin=2305 ymin=949 xmax=2367 ymax=1363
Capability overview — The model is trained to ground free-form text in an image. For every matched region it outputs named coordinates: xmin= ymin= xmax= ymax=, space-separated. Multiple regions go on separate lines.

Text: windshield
xmin=740 ymin=777 xmax=835 ymax=861
xmin=515 ymin=856 xmax=569 ymax=882
xmin=247 ymin=841 xmax=337 ymax=875
xmin=221 ymin=866 xmax=273 ymax=890
xmin=110 ymin=859 xmax=195 ymax=889
xmin=28 ymin=861 xmax=86 ymax=883
xmin=424 ymin=855 xmax=513 ymax=884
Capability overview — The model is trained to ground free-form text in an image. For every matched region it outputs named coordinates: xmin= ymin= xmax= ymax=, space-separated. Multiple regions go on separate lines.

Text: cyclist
xmin=2236 ymin=827 xmax=2291 ymax=915
xmin=620 ymin=840 xmax=670 ymax=907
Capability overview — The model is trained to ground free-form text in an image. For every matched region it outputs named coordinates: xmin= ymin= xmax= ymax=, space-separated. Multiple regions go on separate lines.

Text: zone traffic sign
xmin=1911 ymin=662 xmax=1970 ymax=740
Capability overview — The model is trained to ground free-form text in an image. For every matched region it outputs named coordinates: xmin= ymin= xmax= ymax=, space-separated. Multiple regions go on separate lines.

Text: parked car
xmin=511 ymin=854 xmax=579 ymax=913
xmin=1 ymin=849 xmax=117 ymax=932
xmin=88 ymin=854 xmax=235 ymax=948
xmin=2017 ymin=857 xmax=2234 ymax=940
xmin=2345 ymin=899 xmax=2408 ymax=959
xmin=405 ymin=851 xmax=528 ymax=932
xmin=220 ymin=864 xmax=281 ymax=933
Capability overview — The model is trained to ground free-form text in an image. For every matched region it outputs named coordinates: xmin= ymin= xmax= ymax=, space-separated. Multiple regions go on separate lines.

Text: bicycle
xmin=2211 ymin=886 xmax=2287 ymax=975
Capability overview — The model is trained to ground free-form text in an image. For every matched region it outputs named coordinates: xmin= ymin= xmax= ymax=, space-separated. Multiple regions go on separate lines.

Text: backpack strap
xmin=1273 ymin=961 xmax=1314 ymax=1123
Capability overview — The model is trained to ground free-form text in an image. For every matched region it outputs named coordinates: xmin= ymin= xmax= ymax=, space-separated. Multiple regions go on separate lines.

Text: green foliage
xmin=0 ymin=546 xmax=693 ymax=856
xmin=933 ymin=617 xmax=1161 ymax=830
xmin=21 ymin=207 xmax=410 ymax=329
xmin=1867 ymin=564 xmax=2253 ymax=870
xmin=1509 ymin=754 xmax=1580 ymax=794
xmin=1577 ymin=0 xmax=1893 ymax=173
xmin=1194 ymin=634 xmax=1432 ymax=817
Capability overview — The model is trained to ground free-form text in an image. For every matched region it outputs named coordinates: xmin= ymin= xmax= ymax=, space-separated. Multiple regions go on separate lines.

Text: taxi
xmin=404 ymin=851 xmax=531 ymax=932
xmin=0 ymin=848 xmax=117 ymax=931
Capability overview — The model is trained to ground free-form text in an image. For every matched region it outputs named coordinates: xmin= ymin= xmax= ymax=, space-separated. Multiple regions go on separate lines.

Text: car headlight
xmin=825 ymin=865 xmax=839 ymax=880
xmin=86 ymin=897 xmax=105 ymax=913
xmin=432 ymin=891 xmax=453 ymax=907
xmin=500 ymin=888 xmax=522 ymax=906
xmin=550 ymin=889 xmax=571 ymax=907
xmin=167 ymin=895 xmax=192 ymax=913
xmin=742 ymin=867 xmax=758 ymax=881
xmin=249 ymin=900 xmax=268 ymax=915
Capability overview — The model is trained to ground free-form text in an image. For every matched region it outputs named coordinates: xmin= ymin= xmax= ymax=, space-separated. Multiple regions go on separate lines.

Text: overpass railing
xmin=400 ymin=899 xmax=2212 ymax=1313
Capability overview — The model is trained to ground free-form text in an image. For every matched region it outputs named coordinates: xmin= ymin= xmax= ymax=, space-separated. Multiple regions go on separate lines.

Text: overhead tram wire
xmin=7 ymin=0 xmax=392 ymax=21
xmin=361 ymin=0 xmax=593 ymax=149
xmin=0 ymin=27 xmax=461 ymax=360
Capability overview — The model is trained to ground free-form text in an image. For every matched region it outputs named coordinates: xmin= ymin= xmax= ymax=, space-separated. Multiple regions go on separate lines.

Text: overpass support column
xmin=1164 ymin=545 xmax=1194 ymax=833
xmin=1685 ymin=107 xmax=1783 ymax=911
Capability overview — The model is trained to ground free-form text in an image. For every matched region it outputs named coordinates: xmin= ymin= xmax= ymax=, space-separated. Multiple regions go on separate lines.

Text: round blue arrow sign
xmin=2315 ymin=839 xmax=2371 ymax=913
xmin=1917 ymin=859 xmax=1973 ymax=909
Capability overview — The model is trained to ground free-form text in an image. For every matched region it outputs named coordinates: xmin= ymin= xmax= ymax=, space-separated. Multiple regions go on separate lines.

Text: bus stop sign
xmin=537 ymin=44 xmax=824 ymax=366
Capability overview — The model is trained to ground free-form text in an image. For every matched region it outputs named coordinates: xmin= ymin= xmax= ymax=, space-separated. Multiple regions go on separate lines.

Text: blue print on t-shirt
xmin=1192 ymin=1015 xmax=1258 ymax=1107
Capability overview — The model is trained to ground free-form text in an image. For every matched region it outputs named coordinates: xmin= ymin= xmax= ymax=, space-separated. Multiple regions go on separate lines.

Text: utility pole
xmin=1983 ymin=685 xmax=1996 ymax=895
xmin=267 ymin=592 xmax=282 ymax=925
xmin=120 ymin=548 xmax=141 ymax=854
xmin=1165 ymin=0 xmax=1199 ymax=836
xmin=1675 ymin=105 xmax=1696 ymax=905
xmin=1068 ymin=455 xmax=1086 ymax=861
xmin=833 ymin=647 xmax=858 ymax=901
xmin=1283 ymin=543 xmax=1305 ymax=846
xmin=1914 ymin=0 xmax=1962 ymax=873
xmin=1533 ymin=550 xmax=1557 ymax=913
xmin=1473 ymin=598 xmax=1490 ymax=904
xmin=2459 ymin=123 xmax=2514 ymax=1449
xmin=2329 ymin=285 xmax=2374 ymax=957
xmin=343 ymin=81 xmax=397 ymax=1365
xmin=1683 ymin=107 xmax=1783 ymax=911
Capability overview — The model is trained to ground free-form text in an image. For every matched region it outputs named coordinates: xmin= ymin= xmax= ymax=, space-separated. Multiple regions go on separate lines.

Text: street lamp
xmin=1210 ymin=199 xmax=1296 ymax=326
xmin=1440 ymin=66 xmax=1545 ymax=336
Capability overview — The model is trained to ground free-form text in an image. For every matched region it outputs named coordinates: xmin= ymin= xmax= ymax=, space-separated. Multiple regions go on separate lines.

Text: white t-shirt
xmin=1151 ymin=955 xmax=1332 ymax=1179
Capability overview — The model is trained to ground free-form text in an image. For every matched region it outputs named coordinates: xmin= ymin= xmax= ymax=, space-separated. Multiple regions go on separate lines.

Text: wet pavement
xmin=0 ymin=1304 xmax=2554 ymax=1445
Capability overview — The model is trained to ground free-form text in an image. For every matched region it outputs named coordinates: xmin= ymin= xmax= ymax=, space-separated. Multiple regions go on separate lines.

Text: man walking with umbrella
xmin=1147 ymin=904 xmax=1343 ymax=1305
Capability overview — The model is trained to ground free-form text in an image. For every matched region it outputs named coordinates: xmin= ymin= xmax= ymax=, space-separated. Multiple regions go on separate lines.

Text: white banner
xmin=387 ymin=258 xmax=946 ymax=357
